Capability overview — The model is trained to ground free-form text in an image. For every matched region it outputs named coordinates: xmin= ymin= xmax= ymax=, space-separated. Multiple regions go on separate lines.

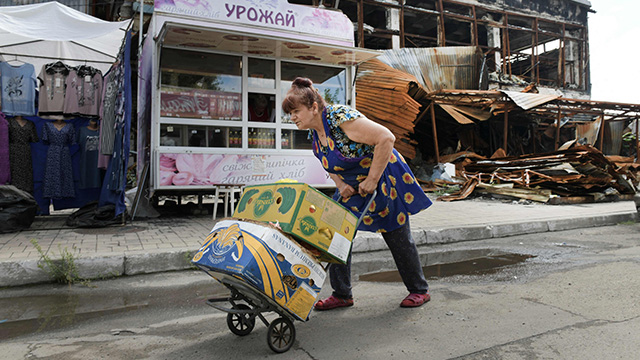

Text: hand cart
xmin=203 ymin=190 xmax=376 ymax=353
xmin=206 ymin=276 xmax=299 ymax=353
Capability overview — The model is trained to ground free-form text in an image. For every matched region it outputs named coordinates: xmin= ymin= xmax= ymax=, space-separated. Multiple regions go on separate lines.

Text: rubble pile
xmin=437 ymin=144 xmax=638 ymax=203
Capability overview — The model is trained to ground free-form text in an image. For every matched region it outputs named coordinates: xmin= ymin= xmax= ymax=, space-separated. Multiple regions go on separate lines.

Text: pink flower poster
xmin=158 ymin=152 xmax=332 ymax=187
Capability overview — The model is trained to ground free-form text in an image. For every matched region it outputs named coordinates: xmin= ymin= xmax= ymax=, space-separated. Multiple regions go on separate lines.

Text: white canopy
xmin=0 ymin=1 xmax=131 ymax=73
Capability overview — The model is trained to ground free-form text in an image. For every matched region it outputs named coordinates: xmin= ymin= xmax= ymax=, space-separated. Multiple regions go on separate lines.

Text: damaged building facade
xmin=296 ymin=0 xmax=591 ymax=96
xmin=294 ymin=0 xmax=640 ymax=202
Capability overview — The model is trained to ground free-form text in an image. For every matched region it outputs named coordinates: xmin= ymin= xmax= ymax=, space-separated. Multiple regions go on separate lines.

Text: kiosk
xmin=138 ymin=0 xmax=379 ymax=195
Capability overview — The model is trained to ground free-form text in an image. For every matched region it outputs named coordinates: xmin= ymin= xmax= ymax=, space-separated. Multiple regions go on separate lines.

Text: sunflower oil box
xmin=233 ymin=183 xmax=358 ymax=264
xmin=192 ymin=219 xmax=326 ymax=321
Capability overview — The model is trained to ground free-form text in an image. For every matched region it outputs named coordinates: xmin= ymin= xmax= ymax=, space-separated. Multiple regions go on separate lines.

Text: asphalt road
xmin=1 ymin=222 xmax=639 ymax=359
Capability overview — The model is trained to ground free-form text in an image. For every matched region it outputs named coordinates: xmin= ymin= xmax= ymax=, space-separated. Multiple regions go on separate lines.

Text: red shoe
xmin=400 ymin=293 xmax=431 ymax=308
xmin=314 ymin=295 xmax=354 ymax=311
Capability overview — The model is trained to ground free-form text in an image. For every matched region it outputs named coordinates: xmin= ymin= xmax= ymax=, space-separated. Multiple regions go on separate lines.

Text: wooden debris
xmin=434 ymin=144 xmax=638 ymax=203
xmin=356 ymin=59 xmax=426 ymax=159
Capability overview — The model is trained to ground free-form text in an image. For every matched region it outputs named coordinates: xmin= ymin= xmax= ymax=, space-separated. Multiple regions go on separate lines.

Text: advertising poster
xmin=159 ymin=152 xmax=332 ymax=187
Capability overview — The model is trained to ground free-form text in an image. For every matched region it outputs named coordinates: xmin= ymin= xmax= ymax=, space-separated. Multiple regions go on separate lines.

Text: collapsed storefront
xmin=354 ymin=49 xmax=640 ymax=203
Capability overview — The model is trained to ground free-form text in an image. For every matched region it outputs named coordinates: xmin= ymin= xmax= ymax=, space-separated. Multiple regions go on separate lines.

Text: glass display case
xmin=158 ymin=49 xmax=349 ymax=151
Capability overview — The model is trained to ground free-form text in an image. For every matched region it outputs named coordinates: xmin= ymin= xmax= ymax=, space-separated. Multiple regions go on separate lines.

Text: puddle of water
xmin=360 ymin=253 xmax=535 ymax=282
xmin=0 ymin=280 xmax=227 ymax=340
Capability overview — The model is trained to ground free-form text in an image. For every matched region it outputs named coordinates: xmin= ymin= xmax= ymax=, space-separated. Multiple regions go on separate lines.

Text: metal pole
xmin=139 ymin=0 xmax=144 ymax=49
xmin=598 ymin=114 xmax=605 ymax=152
xmin=430 ymin=102 xmax=440 ymax=163
xmin=636 ymin=117 xmax=639 ymax=163
xmin=555 ymin=108 xmax=561 ymax=151
xmin=503 ymin=111 xmax=509 ymax=152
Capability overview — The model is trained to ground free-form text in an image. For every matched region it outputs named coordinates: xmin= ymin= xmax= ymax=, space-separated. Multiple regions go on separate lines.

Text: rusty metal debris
xmin=438 ymin=144 xmax=638 ymax=203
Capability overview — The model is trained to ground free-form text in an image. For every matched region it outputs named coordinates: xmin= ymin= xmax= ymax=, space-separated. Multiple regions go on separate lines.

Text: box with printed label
xmin=233 ymin=183 xmax=358 ymax=264
xmin=192 ymin=220 xmax=326 ymax=321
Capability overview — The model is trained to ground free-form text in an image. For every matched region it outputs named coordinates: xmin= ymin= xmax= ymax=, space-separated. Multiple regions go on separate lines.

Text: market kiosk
xmin=137 ymin=0 xmax=379 ymax=198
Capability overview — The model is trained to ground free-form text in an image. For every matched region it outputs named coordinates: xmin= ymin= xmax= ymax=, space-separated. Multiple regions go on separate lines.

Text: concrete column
xmin=387 ymin=8 xmax=400 ymax=49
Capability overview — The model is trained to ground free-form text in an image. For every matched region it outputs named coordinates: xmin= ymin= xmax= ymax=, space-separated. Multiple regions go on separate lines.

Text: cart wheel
xmin=226 ymin=304 xmax=255 ymax=336
xmin=267 ymin=317 xmax=296 ymax=353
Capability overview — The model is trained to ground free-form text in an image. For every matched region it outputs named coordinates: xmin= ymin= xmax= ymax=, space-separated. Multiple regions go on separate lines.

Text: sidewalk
xmin=1 ymin=197 xmax=637 ymax=287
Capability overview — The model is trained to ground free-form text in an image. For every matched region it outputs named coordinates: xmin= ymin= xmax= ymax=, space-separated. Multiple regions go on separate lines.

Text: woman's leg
xmin=329 ymin=253 xmax=353 ymax=299
xmin=381 ymin=219 xmax=429 ymax=294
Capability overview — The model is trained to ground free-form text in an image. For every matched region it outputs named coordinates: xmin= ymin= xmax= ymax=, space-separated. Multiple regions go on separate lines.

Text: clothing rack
xmin=0 ymin=52 xmax=115 ymax=65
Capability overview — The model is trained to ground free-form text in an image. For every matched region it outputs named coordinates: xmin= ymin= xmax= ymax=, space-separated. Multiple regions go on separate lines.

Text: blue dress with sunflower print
xmin=312 ymin=104 xmax=432 ymax=233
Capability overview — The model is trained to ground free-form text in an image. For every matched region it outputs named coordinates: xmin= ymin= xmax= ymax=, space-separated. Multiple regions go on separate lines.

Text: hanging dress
xmin=0 ymin=113 xmax=10 ymax=185
xmin=8 ymin=117 xmax=39 ymax=193
xmin=42 ymin=121 xmax=75 ymax=199
xmin=76 ymin=126 xmax=101 ymax=189
xmin=311 ymin=104 xmax=432 ymax=233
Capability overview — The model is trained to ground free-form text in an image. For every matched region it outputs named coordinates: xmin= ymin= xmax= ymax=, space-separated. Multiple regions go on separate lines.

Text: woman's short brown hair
xmin=282 ymin=77 xmax=325 ymax=114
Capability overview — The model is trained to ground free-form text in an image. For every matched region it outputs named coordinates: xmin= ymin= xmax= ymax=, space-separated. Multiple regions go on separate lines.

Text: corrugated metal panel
xmin=576 ymin=116 xmax=602 ymax=145
xmin=501 ymin=90 xmax=561 ymax=110
xmin=378 ymin=47 xmax=481 ymax=92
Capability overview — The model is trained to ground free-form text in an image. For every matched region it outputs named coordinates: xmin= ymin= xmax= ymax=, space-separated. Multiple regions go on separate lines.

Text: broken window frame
xmin=334 ymin=0 xmax=589 ymax=92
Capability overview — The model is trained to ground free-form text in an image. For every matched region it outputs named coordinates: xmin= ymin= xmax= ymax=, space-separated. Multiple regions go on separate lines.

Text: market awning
xmin=158 ymin=22 xmax=380 ymax=67
xmin=0 ymin=2 xmax=130 ymax=73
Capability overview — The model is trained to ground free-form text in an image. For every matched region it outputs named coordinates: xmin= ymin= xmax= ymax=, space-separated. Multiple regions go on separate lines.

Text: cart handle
xmin=338 ymin=189 xmax=377 ymax=229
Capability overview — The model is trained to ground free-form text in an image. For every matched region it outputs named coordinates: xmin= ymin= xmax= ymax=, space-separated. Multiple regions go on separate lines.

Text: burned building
xmin=294 ymin=1 xmax=638 ymax=167
xmin=293 ymin=1 xmax=639 ymax=202
xmin=294 ymin=0 xmax=591 ymax=96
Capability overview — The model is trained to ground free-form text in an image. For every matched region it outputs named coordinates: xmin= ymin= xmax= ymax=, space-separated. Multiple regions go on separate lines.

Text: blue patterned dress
xmin=312 ymin=104 xmax=432 ymax=233
xmin=42 ymin=122 xmax=76 ymax=199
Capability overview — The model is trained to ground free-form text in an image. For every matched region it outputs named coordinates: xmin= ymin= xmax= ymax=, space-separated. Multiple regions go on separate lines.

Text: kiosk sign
xmin=155 ymin=0 xmax=354 ymax=44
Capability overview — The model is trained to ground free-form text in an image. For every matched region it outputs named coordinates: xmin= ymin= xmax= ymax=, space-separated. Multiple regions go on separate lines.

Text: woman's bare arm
xmin=339 ymin=115 xmax=395 ymax=196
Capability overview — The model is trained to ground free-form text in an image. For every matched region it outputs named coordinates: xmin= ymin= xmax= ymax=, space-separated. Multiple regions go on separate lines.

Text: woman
xmin=282 ymin=77 xmax=432 ymax=309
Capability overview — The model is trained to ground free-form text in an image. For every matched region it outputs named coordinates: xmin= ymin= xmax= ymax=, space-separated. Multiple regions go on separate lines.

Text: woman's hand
xmin=339 ymin=183 xmax=357 ymax=198
xmin=330 ymin=173 xmax=356 ymax=198
xmin=358 ymin=176 xmax=377 ymax=196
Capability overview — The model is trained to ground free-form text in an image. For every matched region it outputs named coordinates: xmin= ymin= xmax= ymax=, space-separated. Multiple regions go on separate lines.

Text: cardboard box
xmin=233 ymin=183 xmax=358 ymax=263
xmin=192 ymin=220 xmax=326 ymax=321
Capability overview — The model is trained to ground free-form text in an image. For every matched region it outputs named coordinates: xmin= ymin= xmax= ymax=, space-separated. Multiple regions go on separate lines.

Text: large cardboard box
xmin=233 ymin=183 xmax=358 ymax=264
xmin=192 ymin=219 xmax=326 ymax=321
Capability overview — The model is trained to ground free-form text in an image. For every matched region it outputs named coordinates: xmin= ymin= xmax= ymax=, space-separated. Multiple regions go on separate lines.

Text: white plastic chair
xmin=212 ymin=185 xmax=244 ymax=220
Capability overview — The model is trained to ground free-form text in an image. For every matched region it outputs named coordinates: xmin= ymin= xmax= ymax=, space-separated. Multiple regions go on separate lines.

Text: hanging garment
xmin=38 ymin=62 xmax=70 ymax=115
xmin=0 ymin=62 xmax=37 ymax=116
xmin=76 ymin=126 xmax=101 ymax=189
xmin=99 ymin=66 xmax=120 ymax=155
xmin=42 ymin=121 xmax=75 ymax=199
xmin=0 ymin=113 xmax=9 ymax=184
xmin=63 ymin=67 xmax=103 ymax=117
xmin=311 ymin=104 xmax=432 ymax=233
xmin=8 ymin=117 xmax=38 ymax=193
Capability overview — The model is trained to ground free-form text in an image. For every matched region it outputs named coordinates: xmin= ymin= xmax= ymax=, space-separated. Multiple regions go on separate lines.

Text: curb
xmin=352 ymin=211 xmax=638 ymax=252
xmin=1 ymin=211 xmax=637 ymax=288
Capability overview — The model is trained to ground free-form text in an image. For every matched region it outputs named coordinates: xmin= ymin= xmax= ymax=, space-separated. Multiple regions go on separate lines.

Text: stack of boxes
xmin=192 ymin=183 xmax=358 ymax=321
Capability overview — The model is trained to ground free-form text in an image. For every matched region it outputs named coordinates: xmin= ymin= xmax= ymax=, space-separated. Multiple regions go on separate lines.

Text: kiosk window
xmin=280 ymin=61 xmax=347 ymax=119
xmin=281 ymin=129 xmax=313 ymax=150
xmin=160 ymin=48 xmax=242 ymax=120
xmin=248 ymin=58 xmax=275 ymax=89
xmin=160 ymin=124 xmax=241 ymax=148
xmin=248 ymin=93 xmax=275 ymax=123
